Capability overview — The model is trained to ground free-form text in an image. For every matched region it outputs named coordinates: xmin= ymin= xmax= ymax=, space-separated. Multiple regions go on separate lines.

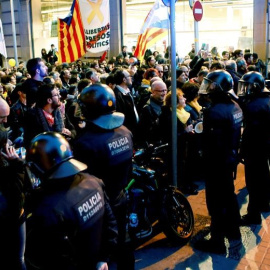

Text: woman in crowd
xmin=41 ymin=48 xmax=48 ymax=62
xmin=159 ymin=89 xmax=198 ymax=195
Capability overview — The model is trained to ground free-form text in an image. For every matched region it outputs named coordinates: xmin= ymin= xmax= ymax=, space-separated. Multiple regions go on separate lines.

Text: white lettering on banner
xmin=194 ymin=8 xmax=203 ymax=14
xmin=79 ymin=0 xmax=110 ymax=53
xmin=77 ymin=192 xmax=102 ymax=222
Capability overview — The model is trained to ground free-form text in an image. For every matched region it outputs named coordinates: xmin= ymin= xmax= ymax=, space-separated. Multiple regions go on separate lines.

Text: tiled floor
xmin=127 ymin=163 xmax=270 ymax=270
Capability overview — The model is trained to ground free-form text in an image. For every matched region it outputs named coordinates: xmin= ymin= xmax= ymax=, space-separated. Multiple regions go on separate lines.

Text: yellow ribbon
xmin=87 ymin=0 xmax=104 ymax=24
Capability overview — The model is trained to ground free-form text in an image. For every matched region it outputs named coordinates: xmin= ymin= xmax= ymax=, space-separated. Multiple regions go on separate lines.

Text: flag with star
xmin=58 ymin=0 xmax=86 ymax=63
xmin=134 ymin=0 xmax=169 ymax=62
xmin=79 ymin=0 xmax=110 ymax=53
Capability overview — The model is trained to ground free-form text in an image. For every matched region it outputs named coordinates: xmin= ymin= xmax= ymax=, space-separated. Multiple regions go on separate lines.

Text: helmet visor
xmin=237 ymin=81 xmax=251 ymax=96
xmin=199 ymin=78 xmax=211 ymax=95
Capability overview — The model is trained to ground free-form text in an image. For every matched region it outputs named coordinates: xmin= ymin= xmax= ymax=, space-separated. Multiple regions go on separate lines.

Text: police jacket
xmin=0 ymin=157 xmax=25 ymax=269
xmin=0 ymin=157 xmax=25 ymax=224
xmin=202 ymin=95 xmax=243 ymax=164
xmin=73 ymin=123 xmax=133 ymax=206
xmin=241 ymin=93 xmax=270 ymax=156
xmin=27 ymin=172 xmax=118 ymax=270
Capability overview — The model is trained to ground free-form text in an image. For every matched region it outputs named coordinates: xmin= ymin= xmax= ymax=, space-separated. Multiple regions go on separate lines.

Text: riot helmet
xmin=78 ymin=83 xmax=124 ymax=129
xmin=26 ymin=132 xmax=87 ymax=180
xmin=237 ymin=71 xmax=265 ymax=96
xmin=199 ymin=70 xmax=233 ymax=94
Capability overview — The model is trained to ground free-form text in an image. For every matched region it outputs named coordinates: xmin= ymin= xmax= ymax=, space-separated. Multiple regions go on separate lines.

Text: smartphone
xmin=201 ymin=43 xmax=206 ymax=50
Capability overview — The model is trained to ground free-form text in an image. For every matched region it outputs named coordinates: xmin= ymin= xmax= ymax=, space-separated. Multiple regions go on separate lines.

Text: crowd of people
xmin=0 ymin=44 xmax=270 ymax=268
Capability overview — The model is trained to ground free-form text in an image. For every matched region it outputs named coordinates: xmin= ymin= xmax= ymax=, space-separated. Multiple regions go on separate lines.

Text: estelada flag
xmin=134 ymin=0 xmax=169 ymax=62
xmin=58 ymin=0 xmax=86 ymax=63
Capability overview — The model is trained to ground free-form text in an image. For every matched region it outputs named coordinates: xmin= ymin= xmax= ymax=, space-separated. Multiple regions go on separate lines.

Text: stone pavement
xmin=122 ymin=163 xmax=270 ymax=270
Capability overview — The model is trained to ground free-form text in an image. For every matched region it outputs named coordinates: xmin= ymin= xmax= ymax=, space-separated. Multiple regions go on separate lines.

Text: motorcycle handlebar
xmin=133 ymin=143 xmax=169 ymax=158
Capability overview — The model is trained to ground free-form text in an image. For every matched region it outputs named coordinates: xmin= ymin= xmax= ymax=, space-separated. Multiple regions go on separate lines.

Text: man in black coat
xmin=113 ymin=68 xmax=139 ymax=133
xmin=23 ymin=84 xmax=72 ymax=149
xmin=194 ymin=70 xmax=243 ymax=254
xmin=238 ymin=71 xmax=270 ymax=225
xmin=136 ymin=80 xmax=167 ymax=146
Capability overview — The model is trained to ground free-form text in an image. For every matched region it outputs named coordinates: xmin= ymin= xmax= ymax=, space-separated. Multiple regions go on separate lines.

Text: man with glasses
xmin=23 ymin=84 xmax=72 ymax=149
xmin=155 ymin=64 xmax=164 ymax=80
xmin=135 ymin=80 xmax=167 ymax=146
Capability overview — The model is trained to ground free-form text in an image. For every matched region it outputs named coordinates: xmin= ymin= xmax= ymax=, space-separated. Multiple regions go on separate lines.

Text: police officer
xmin=238 ymin=71 xmax=270 ymax=225
xmin=194 ymin=70 xmax=243 ymax=253
xmin=73 ymin=84 xmax=134 ymax=270
xmin=25 ymin=132 xmax=118 ymax=270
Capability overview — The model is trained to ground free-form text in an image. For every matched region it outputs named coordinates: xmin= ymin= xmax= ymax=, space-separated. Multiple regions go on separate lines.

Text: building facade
xmin=0 ymin=0 xmax=268 ymax=66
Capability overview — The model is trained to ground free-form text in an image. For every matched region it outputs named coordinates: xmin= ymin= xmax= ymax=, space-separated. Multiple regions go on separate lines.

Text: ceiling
xmin=40 ymin=0 xmax=254 ymax=13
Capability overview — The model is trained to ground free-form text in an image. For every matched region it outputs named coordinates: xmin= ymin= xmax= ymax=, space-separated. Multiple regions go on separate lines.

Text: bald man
xmin=0 ymin=97 xmax=10 ymax=126
xmin=135 ymin=80 xmax=167 ymax=146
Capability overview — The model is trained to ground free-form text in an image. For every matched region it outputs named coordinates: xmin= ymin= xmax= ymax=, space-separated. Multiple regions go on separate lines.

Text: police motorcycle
xmin=125 ymin=143 xmax=194 ymax=243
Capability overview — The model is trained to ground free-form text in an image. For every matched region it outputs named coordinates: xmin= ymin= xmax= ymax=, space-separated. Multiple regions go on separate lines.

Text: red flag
xmin=99 ymin=51 xmax=107 ymax=63
xmin=57 ymin=0 xmax=86 ymax=63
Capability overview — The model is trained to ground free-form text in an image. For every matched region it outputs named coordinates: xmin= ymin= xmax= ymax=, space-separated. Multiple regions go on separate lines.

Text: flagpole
xmin=170 ymin=0 xmax=177 ymax=187
xmin=10 ymin=0 xmax=18 ymax=67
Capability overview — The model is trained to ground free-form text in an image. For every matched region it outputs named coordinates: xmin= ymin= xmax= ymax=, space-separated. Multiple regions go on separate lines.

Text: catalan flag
xmin=134 ymin=0 xmax=169 ymax=62
xmin=58 ymin=0 xmax=86 ymax=63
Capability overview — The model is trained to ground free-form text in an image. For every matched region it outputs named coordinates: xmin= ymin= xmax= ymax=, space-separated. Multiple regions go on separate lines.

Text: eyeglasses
xmin=158 ymin=70 xmax=164 ymax=73
xmin=154 ymin=89 xmax=167 ymax=93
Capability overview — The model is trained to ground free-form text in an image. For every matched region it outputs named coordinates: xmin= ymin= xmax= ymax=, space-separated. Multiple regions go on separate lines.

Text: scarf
xmin=176 ymin=107 xmax=190 ymax=124
xmin=188 ymin=100 xmax=202 ymax=113
xmin=141 ymin=78 xmax=150 ymax=86
xmin=42 ymin=110 xmax=54 ymax=127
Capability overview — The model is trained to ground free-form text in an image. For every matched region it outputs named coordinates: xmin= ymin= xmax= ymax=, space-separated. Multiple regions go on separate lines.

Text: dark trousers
xmin=0 ymin=221 xmax=27 ymax=270
xmin=205 ymin=161 xmax=241 ymax=241
xmin=245 ymin=153 xmax=270 ymax=216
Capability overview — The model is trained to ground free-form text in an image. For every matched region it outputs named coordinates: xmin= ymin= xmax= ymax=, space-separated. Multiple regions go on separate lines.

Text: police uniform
xmin=203 ymin=99 xmax=243 ymax=241
xmin=241 ymin=93 xmax=270 ymax=219
xmin=26 ymin=172 xmax=117 ymax=270
xmin=73 ymin=122 xmax=134 ymax=269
